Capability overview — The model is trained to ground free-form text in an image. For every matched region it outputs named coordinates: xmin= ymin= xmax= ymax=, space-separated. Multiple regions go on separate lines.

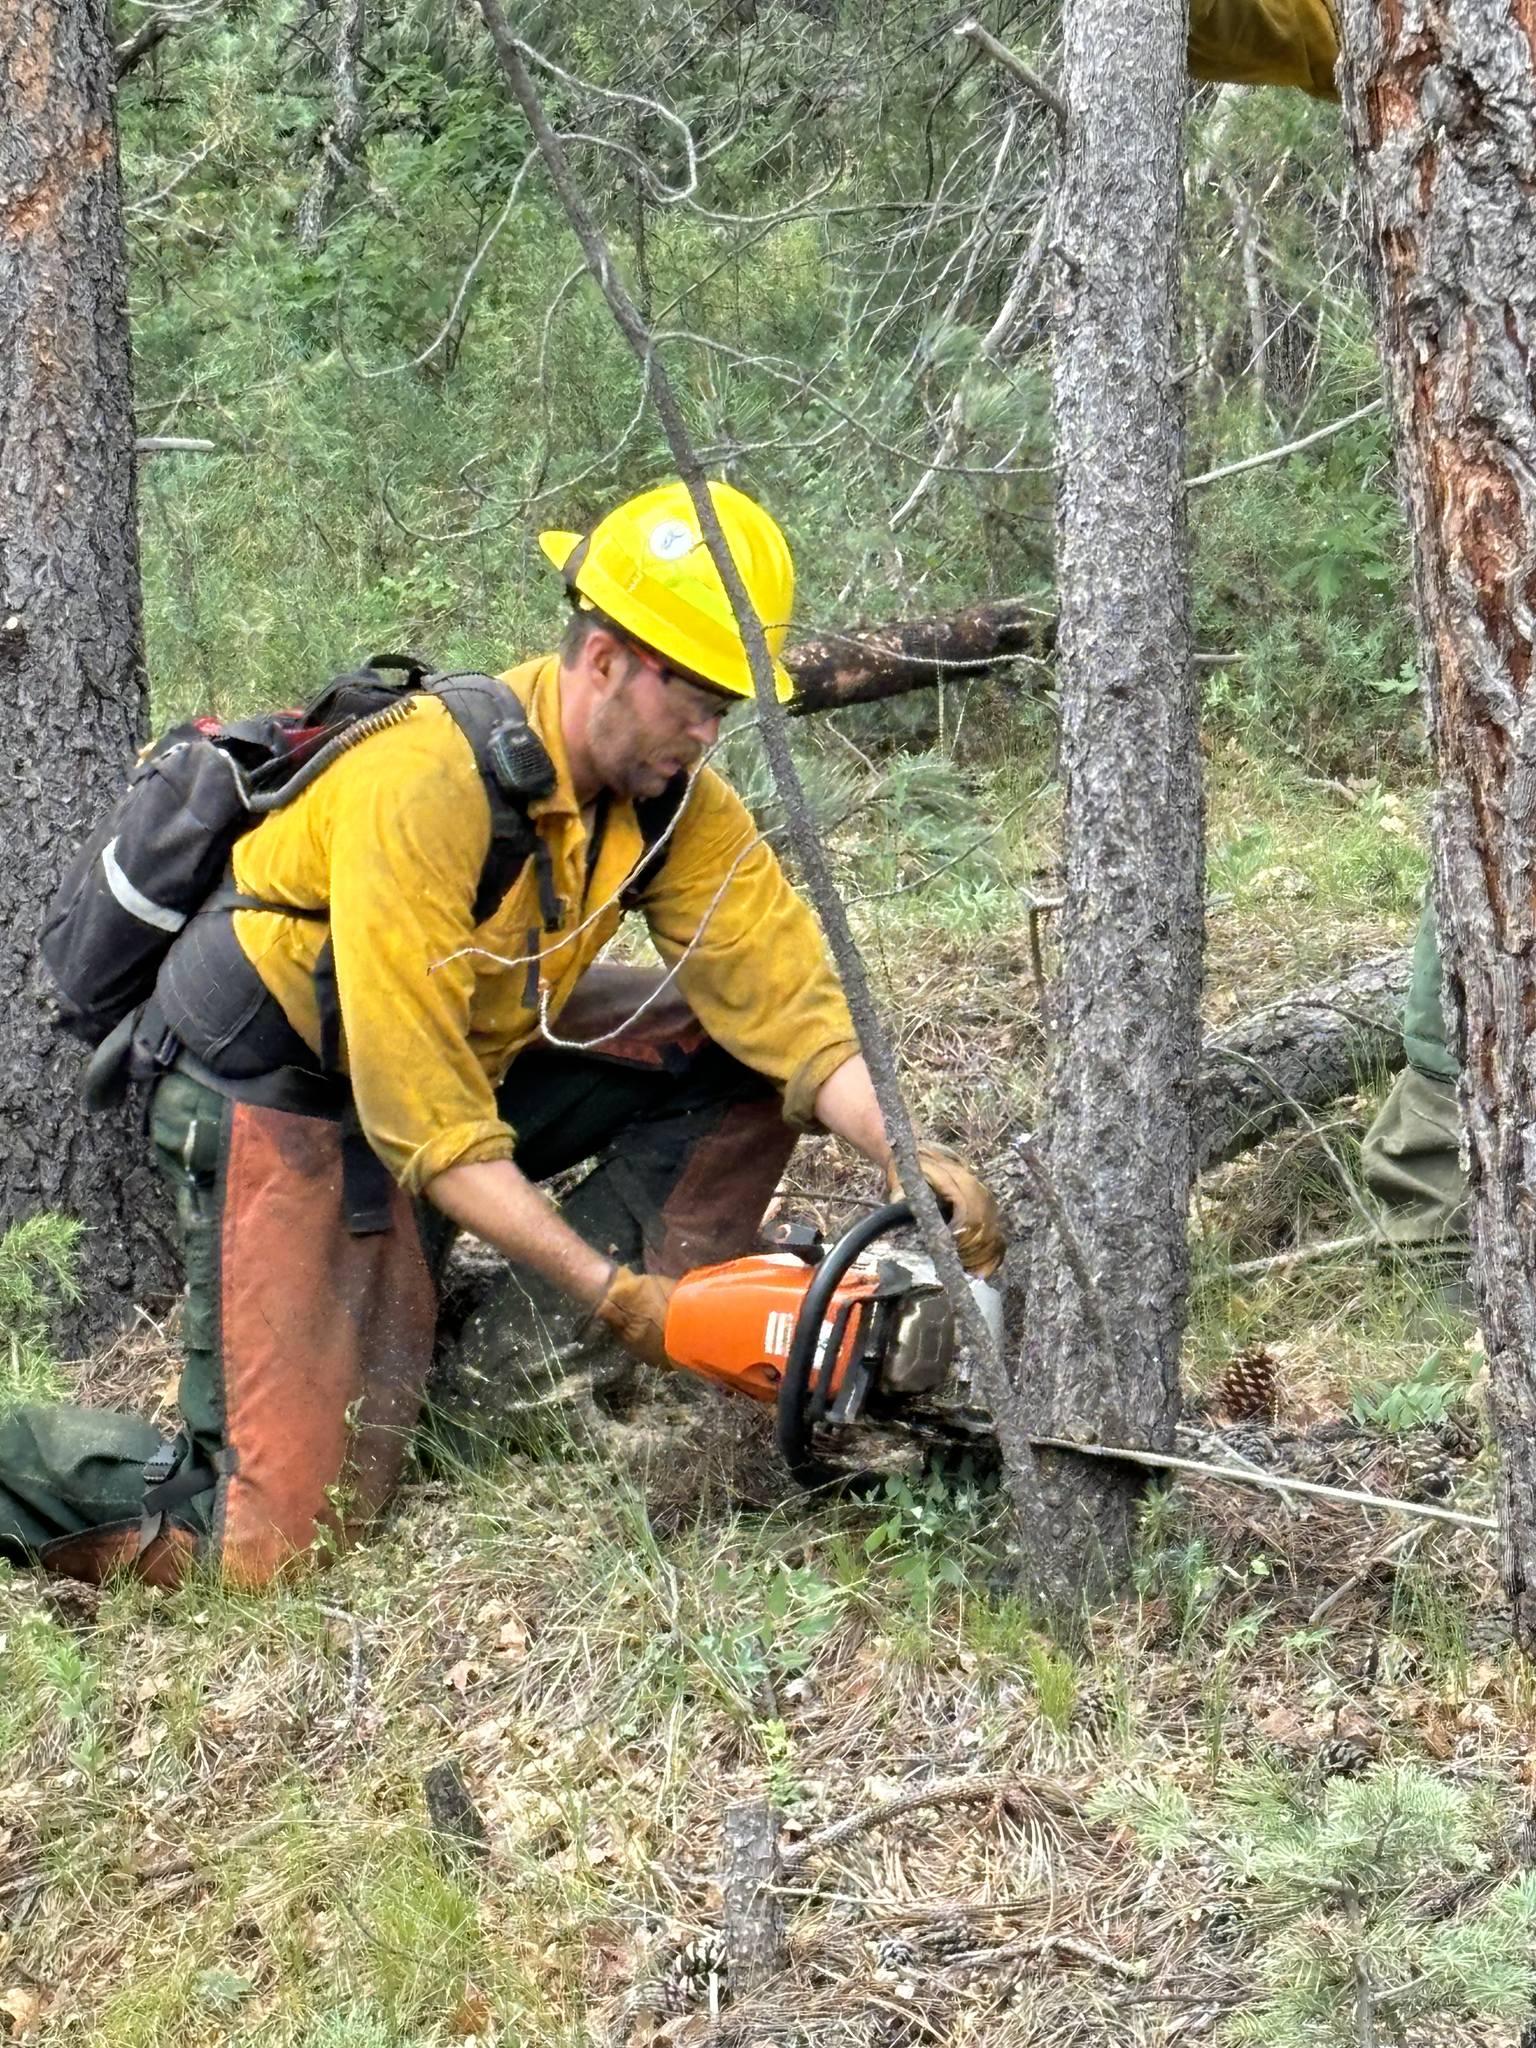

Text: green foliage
xmin=0 ymin=1611 xmax=108 ymax=1766
xmin=860 ymin=1466 xmax=995 ymax=1611
xmin=348 ymin=1837 xmax=483 ymax=2030
xmin=1023 ymin=1637 xmax=1078 ymax=1734
xmin=1217 ymin=1767 xmax=1536 ymax=2045
xmin=0 ymin=1214 xmax=82 ymax=1406
xmin=113 ymin=0 xmax=1419 ymax=762
xmin=1194 ymin=447 xmax=1419 ymax=758
xmin=1089 ymin=1772 xmax=1199 ymax=1856
xmin=1352 ymin=1351 xmax=1458 ymax=1432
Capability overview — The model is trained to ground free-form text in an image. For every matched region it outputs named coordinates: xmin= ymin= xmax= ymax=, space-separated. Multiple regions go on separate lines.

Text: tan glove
xmin=593 ymin=1265 xmax=677 ymax=1370
xmin=887 ymin=1141 xmax=1006 ymax=1278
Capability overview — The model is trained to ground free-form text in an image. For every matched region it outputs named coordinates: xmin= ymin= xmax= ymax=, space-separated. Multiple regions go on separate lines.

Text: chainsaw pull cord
xmin=776 ymin=1199 xmax=917 ymax=1489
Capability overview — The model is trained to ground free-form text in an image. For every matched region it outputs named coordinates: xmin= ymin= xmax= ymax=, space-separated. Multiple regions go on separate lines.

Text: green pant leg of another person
xmin=0 ymin=1072 xmax=225 ymax=1567
xmin=1359 ymin=899 xmax=1469 ymax=1245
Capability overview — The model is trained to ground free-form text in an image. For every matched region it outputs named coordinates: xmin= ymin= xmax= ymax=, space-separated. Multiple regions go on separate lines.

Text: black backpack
xmin=42 ymin=656 xmax=684 ymax=1047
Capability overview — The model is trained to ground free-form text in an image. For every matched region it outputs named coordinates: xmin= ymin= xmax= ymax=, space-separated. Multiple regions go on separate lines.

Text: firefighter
xmin=0 ymin=480 xmax=1004 ymax=1587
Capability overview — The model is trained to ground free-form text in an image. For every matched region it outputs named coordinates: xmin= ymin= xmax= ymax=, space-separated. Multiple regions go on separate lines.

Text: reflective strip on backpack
xmin=101 ymin=838 xmax=188 ymax=935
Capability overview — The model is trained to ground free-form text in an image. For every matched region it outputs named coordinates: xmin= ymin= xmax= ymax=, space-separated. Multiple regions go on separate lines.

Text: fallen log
xmin=1194 ymin=948 xmax=1410 ymax=1170
xmin=783 ymin=599 xmax=1056 ymax=715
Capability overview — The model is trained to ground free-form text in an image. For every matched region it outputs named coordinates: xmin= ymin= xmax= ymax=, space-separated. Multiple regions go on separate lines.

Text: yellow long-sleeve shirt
xmin=227 ymin=657 xmax=859 ymax=1193
xmin=1188 ymin=0 xmax=1339 ymax=97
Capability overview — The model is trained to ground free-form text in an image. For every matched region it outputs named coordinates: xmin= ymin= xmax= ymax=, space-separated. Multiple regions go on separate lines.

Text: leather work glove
xmin=887 ymin=1141 xmax=1006 ymax=1278
xmin=593 ymin=1265 xmax=677 ymax=1370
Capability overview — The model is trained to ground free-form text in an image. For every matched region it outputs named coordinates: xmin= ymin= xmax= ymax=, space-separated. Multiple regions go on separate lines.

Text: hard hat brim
xmin=538 ymin=529 xmax=583 ymax=576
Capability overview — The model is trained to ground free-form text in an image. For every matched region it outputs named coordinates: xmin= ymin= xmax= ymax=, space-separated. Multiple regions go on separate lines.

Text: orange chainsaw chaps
xmin=663 ymin=1254 xmax=878 ymax=1405
xmin=215 ymin=1099 xmax=437 ymax=1586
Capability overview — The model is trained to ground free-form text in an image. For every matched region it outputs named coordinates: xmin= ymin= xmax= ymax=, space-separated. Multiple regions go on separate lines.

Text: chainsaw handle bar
xmin=776 ymin=1199 xmax=914 ymax=1487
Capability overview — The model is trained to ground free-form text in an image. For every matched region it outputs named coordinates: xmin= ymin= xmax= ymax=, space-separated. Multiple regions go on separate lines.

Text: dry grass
xmin=1 ymin=1401 xmax=1524 ymax=2046
xmin=3 ymin=747 xmax=1529 ymax=2047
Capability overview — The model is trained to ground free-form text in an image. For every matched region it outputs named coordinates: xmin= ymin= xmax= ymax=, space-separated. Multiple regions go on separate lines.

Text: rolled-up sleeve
xmin=326 ymin=731 xmax=516 ymax=1191
xmin=643 ymin=772 xmax=859 ymax=1127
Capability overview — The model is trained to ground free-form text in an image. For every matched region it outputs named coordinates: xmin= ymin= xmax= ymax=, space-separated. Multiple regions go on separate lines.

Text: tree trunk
xmin=295 ymin=0 xmax=367 ymax=257
xmin=1336 ymin=0 xmax=1536 ymax=1646
xmin=0 ymin=0 xmax=173 ymax=1347
xmin=1020 ymin=0 xmax=1198 ymax=1593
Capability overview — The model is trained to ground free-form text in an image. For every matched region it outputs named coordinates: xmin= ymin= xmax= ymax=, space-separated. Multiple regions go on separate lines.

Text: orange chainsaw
xmin=662 ymin=1201 xmax=1003 ymax=1486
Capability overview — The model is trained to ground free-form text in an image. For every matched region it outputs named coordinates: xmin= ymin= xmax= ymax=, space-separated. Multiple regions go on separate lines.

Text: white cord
xmin=431 ymin=760 xmax=710 ymax=978
xmin=533 ymin=831 xmax=771 ymax=1050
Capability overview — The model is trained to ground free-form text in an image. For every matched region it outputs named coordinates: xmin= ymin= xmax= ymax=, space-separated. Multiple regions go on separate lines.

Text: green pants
xmin=1359 ymin=899 xmax=1468 ymax=1245
xmin=0 ymin=1075 xmax=224 ymax=1562
xmin=0 ymin=970 xmax=795 ymax=1579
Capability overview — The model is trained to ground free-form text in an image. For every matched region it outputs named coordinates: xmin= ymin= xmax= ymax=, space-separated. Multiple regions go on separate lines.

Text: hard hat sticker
xmin=648 ymin=518 xmax=697 ymax=561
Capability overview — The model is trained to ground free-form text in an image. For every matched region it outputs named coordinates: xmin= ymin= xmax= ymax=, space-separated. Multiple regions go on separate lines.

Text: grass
xmin=2 ymin=734 xmax=1528 ymax=2046
xmin=0 ymin=1217 xmax=82 ymax=1409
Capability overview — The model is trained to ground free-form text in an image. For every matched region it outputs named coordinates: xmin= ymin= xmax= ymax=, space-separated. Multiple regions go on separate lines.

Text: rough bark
xmin=783 ymin=599 xmax=1056 ymax=715
xmin=0 ymin=0 xmax=173 ymax=1344
xmin=1336 ymin=0 xmax=1536 ymax=1646
xmin=1020 ymin=0 xmax=1198 ymax=1593
xmin=721 ymin=1801 xmax=787 ymax=1993
xmin=295 ymin=0 xmax=367 ymax=257
xmin=1195 ymin=950 xmax=1410 ymax=1169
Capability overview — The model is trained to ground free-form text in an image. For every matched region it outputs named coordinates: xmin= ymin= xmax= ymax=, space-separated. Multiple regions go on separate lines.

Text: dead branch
xmin=1029 ymin=1434 xmax=1496 ymax=1531
xmin=477 ymin=2 xmax=1055 ymax=1569
xmin=1185 ymin=396 xmax=1386 ymax=489
xmin=953 ymin=18 xmax=1069 ymax=125
xmin=1223 ymin=1231 xmax=1379 ymax=1276
xmin=722 ymin=1802 xmax=788 ymax=1991
xmin=940 ymin=1929 xmax=1148 ymax=1981
xmin=115 ymin=14 xmax=173 ymax=74
xmin=1194 ymin=950 xmax=1410 ymax=1169
xmin=783 ymin=1773 xmax=1078 ymax=1868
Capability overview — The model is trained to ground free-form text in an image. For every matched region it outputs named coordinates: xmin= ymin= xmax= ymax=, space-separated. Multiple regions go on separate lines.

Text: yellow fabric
xmin=1187 ymin=0 xmax=1339 ymax=96
xmin=228 ymin=657 xmax=857 ymax=1193
xmin=539 ymin=478 xmax=796 ymax=701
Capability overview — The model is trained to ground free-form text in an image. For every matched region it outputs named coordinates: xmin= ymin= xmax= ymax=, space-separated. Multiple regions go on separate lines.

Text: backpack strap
xmin=430 ymin=673 xmax=563 ymax=929
xmin=621 ymin=772 xmax=691 ymax=910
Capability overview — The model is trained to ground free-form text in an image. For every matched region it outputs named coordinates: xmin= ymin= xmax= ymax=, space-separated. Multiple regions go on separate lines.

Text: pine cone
xmin=1393 ymin=1440 xmax=1453 ymax=1502
xmin=1073 ymin=1680 xmax=1113 ymax=1735
xmin=1437 ymin=1412 xmax=1483 ymax=1459
xmin=873 ymin=1933 xmax=921 ymax=1973
xmin=1316 ymin=1733 xmax=1374 ymax=1779
xmin=1219 ymin=1421 xmax=1279 ymax=1468
xmin=663 ymin=1933 xmax=728 ymax=2011
xmin=919 ymin=1918 xmax=974 ymax=1961
xmin=1468 ymin=1607 xmax=1513 ymax=1657
xmin=626 ymin=1979 xmax=672 ymax=2020
xmin=1212 ymin=1346 xmax=1281 ymax=1422
xmin=1201 ymin=1899 xmax=1246 ymax=1953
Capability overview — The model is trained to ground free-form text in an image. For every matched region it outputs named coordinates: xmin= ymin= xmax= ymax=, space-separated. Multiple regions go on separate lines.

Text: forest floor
xmin=1 ymin=737 xmax=1529 ymax=2048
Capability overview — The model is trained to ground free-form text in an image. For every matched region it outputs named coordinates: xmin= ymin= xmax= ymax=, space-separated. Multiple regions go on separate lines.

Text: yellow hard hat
xmin=539 ymin=479 xmax=796 ymax=703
